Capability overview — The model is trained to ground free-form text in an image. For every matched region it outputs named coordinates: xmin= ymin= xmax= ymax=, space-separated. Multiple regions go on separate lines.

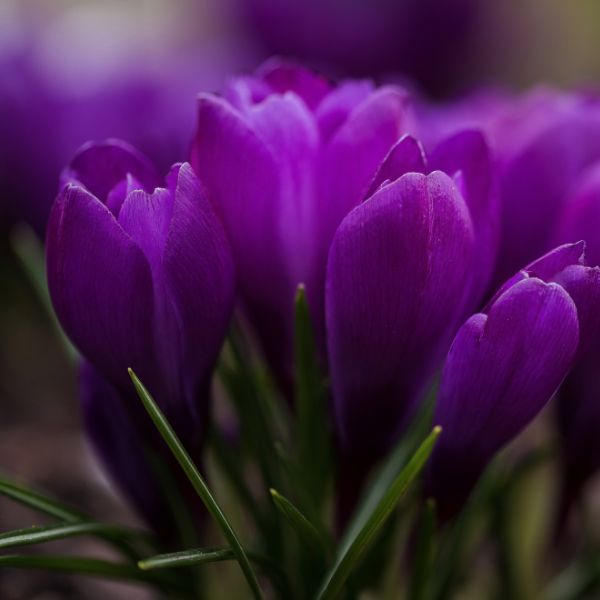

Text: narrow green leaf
xmin=139 ymin=547 xmax=291 ymax=598
xmin=129 ymin=369 xmax=265 ymax=600
xmin=0 ymin=522 xmax=137 ymax=550
xmin=316 ymin=426 xmax=442 ymax=600
xmin=409 ymin=499 xmax=437 ymax=600
xmin=294 ymin=284 xmax=331 ymax=512
xmin=140 ymin=548 xmax=234 ymax=570
xmin=270 ymin=488 xmax=330 ymax=558
xmin=0 ymin=554 xmax=184 ymax=591
xmin=0 ymin=475 xmax=87 ymax=523
xmin=0 ymin=475 xmax=152 ymax=560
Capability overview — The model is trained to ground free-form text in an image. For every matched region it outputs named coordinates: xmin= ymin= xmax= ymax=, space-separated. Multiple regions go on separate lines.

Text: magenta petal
xmin=46 ymin=184 xmax=155 ymax=390
xmin=315 ymin=79 xmax=375 ymax=141
xmin=162 ymin=163 xmax=236 ymax=419
xmin=60 ymin=139 xmax=159 ymax=203
xmin=326 ymin=171 xmax=475 ymax=460
xmin=430 ymin=129 xmax=499 ymax=304
xmin=366 ymin=134 xmax=428 ymax=198
xmin=192 ymin=95 xmax=294 ymax=381
xmin=256 ymin=59 xmax=332 ymax=110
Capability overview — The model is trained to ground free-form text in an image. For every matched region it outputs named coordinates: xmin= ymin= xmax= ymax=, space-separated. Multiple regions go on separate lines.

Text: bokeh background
xmin=3 ymin=0 xmax=600 ymax=597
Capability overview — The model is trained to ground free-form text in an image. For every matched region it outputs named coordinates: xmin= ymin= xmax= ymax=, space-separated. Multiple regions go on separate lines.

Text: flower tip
xmin=433 ymin=425 xmax=442 ymax=437
xmin=137 ymin=560 xmax=149 ymax=571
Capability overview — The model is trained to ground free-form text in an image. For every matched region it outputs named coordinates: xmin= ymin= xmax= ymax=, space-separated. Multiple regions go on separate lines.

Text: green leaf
xmin=316 ymin=426 xmax=441 ymax=600
xmin=409 ymin=499 xmax=437 ymax=600
xmin=0 ymin=475 xmax=87 ymax=523
xmin=139 ymin=547 xmax=292 ymax=598
xmin=294 ymin=284 xmax=331 ymax=513
xmin=0 ymin=522 xmax=139 ymax=550
xmin=0 ymin=475 xmax=152 ymax=560
xmin=139 ymin=548 xmax=234 ymax=570
xmin=270 ymin=488 xmax=330 ymax=558
xmin=0 ymin=554 xmax=188 ymax=594
xmin=129 ymin=369 xmax=265 ymax=600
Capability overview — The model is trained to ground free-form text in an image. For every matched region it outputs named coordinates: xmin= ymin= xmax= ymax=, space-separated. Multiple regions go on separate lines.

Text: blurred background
xmin=3 ymin=0 xmax=600 ymax=597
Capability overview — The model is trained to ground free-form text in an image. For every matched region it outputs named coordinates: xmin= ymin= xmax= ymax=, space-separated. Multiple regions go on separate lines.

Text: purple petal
xmin=162 ymin=163 xmax=236 ymax=421
xmin=327 ymin=171 xmax=475 ymax=460
xmin=192 ymin=94 xmax=295 ymax=382
xmin=429 ymin=129 xmax=499 ymax=305
xmin=46 ymin=185 xmax=155 ymax=391
xmin=256 ymin=59 xmax=332 ymax=110
xmin=315 ymin=79 xmax=375 ymax=141
xmin=60 ymin=139 xmax=159 ymax=203
xmin=366 ymin=134 xmax=428 ymax=198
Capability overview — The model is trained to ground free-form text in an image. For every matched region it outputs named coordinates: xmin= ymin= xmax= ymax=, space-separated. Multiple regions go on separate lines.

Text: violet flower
xmin=554 ymin=163 xmax=600 ymax=503
xmin=192 ymin=61 xmax=498 ymax=393
xmin=192 ymin=60 xmax=412 ymax=388
xmin=46 ymin=141 xmax=235 ymax=526
xmin=426 ymin=243 xmax=600 ymax=519
xmin=420 ymin=89 xmax=600 ymax=287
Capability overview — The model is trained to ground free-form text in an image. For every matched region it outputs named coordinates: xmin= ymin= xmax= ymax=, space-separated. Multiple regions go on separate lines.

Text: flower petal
xmin=60 ymin=139 xmax=159 ymax=203
xmin=46 ymin=184 xmax=155 ymax=390
xmin=366 ymin=134 xmax=428 ymax=198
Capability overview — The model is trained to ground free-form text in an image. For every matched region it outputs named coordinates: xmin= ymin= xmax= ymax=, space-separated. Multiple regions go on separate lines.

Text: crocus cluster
xmin=45 ymin=61 xmax=600 ymax=538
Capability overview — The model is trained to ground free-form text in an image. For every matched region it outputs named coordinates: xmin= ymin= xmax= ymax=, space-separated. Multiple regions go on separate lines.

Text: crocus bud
xmin=426 ymin=243 xmax=600 ymax=519
xmin=327 ymin=170 xmax=476 ymax=480
xmin=47 ymin=140 xmax=235 ymax=447
xmin=191 ymin=60 xmax=412 ymax=389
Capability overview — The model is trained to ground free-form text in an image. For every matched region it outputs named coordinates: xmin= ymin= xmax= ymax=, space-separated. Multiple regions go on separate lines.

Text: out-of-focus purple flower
xmin=237 ymin=0 xmax=482 ymax=95
xmin=0 ymin=5 xmax=246 ymax=236
xmin=191 ymin=60 xmax=413 ymax=388
xmin=420 ymin=89 xmax=600 ymax=287
xmin=426 ymin=243 xmax=600 ymax=519
xmin=46 ymin=141 xmax=235 ymax=524
xmin=554 ymin=163 xmax=600 ymax=502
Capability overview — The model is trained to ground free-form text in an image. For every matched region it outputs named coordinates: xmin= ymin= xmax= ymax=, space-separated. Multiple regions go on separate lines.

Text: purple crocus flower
xmin=554 ymin=163 xmax=600 ymax=504
xmin=426 ymin=243 xmax=600 ymax=519
xmin=192 ymin=61 xmax=498 ymax=394
xmin=420 ymin=89 xmax=600 ymax=287
xmin=326 ymin=130 xmax=498 ymax=519
xmin=191 ymin=60 xmax=413 ymax=388
xmin=46 ymin=141 xmax=235 ymax=526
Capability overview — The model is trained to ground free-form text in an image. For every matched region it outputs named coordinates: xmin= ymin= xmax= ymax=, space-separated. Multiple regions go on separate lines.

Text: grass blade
xmin=0 ymin=522 xmax=140 ymax=550
xmin=409 ymin=499 xmax=437 ymax=600
xmin=129 ymin=369 xmax=265 ymax=600
xmin=0 ymin=554 xmax=188 ymax=593
xmin=0 ymin=475 xmax=86 ymax=523
xmin=294 ymin=285 xmax=331 ymax=513
xmin=270 ymin=488 xmax=330 ymax=558
xmin=316 ymin=426 xmax=441 ymax=600
xmin=139 ymin=548 xmax=234 ymax=570
xmin=139 ymin=547 xmax=291 ymax=598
